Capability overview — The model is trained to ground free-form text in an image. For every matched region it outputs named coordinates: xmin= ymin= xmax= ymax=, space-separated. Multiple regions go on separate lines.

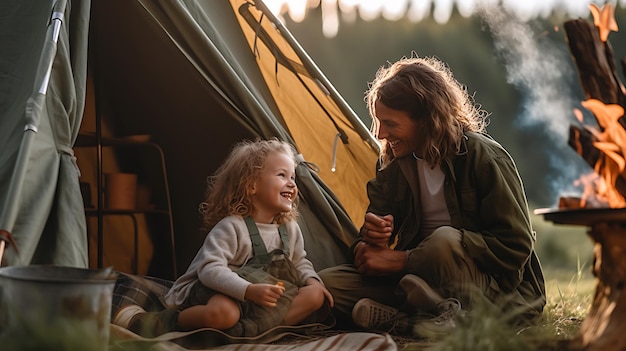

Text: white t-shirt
xmin=417 ymin=159 xmax=452 ymax=236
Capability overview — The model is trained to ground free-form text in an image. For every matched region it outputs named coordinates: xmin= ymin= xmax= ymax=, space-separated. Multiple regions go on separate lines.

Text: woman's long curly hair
xmin=198 ymin=138 xmax=299 ymax=231
xmin=366 ymin=55 xmax=488 ymax=168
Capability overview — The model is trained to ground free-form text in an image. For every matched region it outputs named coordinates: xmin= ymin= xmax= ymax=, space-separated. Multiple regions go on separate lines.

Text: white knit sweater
xmin=164 ymin=215 xmax=320 ymax=307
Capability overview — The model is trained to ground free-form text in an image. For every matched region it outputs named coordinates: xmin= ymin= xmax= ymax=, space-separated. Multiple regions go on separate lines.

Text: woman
xmin=318 ymin=55 xmax=545 ymax=339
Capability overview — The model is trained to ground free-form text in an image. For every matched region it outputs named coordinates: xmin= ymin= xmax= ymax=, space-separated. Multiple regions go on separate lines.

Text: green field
xmin=531 ymin=212 xmax=594 ymax=270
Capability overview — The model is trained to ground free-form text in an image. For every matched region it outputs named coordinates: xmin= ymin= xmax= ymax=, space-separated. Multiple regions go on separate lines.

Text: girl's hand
xmin=244 ymin=283 xmax=285 ymax=307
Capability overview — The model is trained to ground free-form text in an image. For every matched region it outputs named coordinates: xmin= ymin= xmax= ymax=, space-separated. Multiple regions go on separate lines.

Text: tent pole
xmin=88 ymin=0 xmax=105 ymax=268
xmin=95 ymin=92 xmax=104 ymax=268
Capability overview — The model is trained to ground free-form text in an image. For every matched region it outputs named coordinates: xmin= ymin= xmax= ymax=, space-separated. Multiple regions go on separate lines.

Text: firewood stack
xmin=563 ymin=5 xmax=626 ymax=350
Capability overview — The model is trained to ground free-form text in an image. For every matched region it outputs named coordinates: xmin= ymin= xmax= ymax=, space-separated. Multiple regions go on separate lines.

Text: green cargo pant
xmin=318 ymin=226 xmax=503 ymax=324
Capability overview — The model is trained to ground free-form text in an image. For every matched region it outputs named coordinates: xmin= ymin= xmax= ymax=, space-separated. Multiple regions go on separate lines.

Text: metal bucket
xmin=0 ymin=265 xmax=117 ymax=351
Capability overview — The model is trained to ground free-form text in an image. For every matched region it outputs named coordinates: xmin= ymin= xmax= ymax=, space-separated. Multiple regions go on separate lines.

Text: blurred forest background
xmin=276 ymin=2 xmax=626 ymax=272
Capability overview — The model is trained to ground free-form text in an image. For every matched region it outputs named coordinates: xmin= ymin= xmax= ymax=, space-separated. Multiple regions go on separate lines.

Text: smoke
xmin=478 ymin=5 xmax=572 ymax=136
xmin=477 ymin=3 xmax=589 ymax=205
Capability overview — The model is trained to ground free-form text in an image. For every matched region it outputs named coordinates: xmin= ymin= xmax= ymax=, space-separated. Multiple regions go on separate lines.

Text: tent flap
xmin=0 ymin=0 xmax=90 ymax=267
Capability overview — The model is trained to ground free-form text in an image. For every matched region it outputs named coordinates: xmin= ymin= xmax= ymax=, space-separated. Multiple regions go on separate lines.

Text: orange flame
xmin=589 ymin=3 xmax=619 ymax=43
xmin=576 ymin=99 xmax=626 ymax=208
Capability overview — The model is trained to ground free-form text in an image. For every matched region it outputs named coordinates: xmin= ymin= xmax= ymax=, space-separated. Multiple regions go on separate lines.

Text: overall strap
xmin=243 ymin=217 xmax=291 ymax=258
xmin=278 ymin=223 xmax=289 ymax=257
xmin=244 ymin=216 xmax=268 ymax=257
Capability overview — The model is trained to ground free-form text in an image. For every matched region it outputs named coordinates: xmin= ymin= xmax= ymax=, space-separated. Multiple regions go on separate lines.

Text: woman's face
xmin=374 ymin=100 xmax=423 ymax=158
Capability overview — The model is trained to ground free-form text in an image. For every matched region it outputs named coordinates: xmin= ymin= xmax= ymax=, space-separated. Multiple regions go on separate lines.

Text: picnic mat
xmin=110 ymin=325 xmax=397 ymax=351
xmin=109 ymin=272 xmax=399 ymax=351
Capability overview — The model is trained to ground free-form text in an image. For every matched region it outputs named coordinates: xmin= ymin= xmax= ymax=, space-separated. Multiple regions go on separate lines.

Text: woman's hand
xmin=244 ymin=283 xmax=285 ymax=307
xmin=354 ymin=241 xmax=407 ymax=276
xmin=361 ymin=212 xmax=394 ymax=247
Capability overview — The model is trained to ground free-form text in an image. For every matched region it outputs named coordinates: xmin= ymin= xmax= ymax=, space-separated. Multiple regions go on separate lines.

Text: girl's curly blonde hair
xmin=366 ymin=55 xmax=488 ymax=168
xmin=198 ymin=138 xmax=299 ymax=231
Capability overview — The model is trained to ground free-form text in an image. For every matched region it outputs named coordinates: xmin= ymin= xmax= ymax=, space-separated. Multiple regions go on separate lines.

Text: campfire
xmin=557 ymin=3 xmax=626 ymax=211
xmin=535 ymin=4 xmax=626 ymax=351
xmin=566 ymin=98 xmax=626 ymax=209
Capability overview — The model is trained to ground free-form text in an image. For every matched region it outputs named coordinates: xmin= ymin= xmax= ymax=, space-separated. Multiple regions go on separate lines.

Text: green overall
xmin=224 ymin=217 xmax=300 ymax=337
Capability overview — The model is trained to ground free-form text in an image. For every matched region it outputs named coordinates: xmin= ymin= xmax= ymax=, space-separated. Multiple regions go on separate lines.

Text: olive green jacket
xmin=358 ymin=132 xmax=546 ymax=313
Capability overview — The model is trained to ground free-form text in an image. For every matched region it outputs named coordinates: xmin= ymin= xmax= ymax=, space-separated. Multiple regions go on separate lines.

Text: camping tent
xmin=0 ymin=0 xmax=379 ymax=280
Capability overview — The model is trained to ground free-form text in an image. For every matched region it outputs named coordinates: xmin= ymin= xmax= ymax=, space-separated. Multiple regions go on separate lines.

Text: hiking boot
xmin=398 ymin=274 xmax=444 ymax=313
xmin=115 ymin=306 xmax=180 ymax=338
xmin=352 ymin=298 xmax=409 ymax=334
xmin=412 ymin=298 xmax=462 ymax=340
xmin=113 ymin=305 xmax=146 ymax=329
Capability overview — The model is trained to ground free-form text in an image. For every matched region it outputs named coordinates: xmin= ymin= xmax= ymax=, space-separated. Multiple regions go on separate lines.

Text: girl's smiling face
xmin=250 ymin=151 xmax=297 ymax=223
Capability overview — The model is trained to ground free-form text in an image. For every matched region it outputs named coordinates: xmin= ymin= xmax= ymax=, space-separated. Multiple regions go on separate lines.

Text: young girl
xmin=115 ymin=139 xmax=333 ymax=337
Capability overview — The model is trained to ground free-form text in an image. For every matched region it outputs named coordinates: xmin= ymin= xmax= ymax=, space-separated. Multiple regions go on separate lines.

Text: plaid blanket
xmin=109 ymin=272 xmax=351 ymax=350
xmin=111 ymin=271 xmax=173 ymax=318
xmin=110 ymin=325 xmax=399 ymax=351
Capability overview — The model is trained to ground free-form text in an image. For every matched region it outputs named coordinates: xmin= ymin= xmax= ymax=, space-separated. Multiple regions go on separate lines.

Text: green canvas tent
xmin=0 ymin=0 xmax=379 ymax=280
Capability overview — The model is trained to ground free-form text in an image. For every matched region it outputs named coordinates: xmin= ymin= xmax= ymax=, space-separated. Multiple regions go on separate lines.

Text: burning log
xmin=568 ymin=125 xmax=601 ymax=167
xmin=557 ymin=5 xmax=626 ymax=350
xmin=565 ymin=12 xmax=626 ymax=205
xmin=568 ymin=123 xmax=626 ymax=202
xmin=564 ymin=18 xmax=625 ymax=108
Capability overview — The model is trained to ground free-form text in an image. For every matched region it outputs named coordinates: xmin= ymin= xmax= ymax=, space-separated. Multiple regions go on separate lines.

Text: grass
xmin=396 ymin=265 xmax=595 ymax=351
xmin=540 ymin=266 xmax=594 ymax=339
xmin=531 ymin=212 xmax=596 ymax=341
